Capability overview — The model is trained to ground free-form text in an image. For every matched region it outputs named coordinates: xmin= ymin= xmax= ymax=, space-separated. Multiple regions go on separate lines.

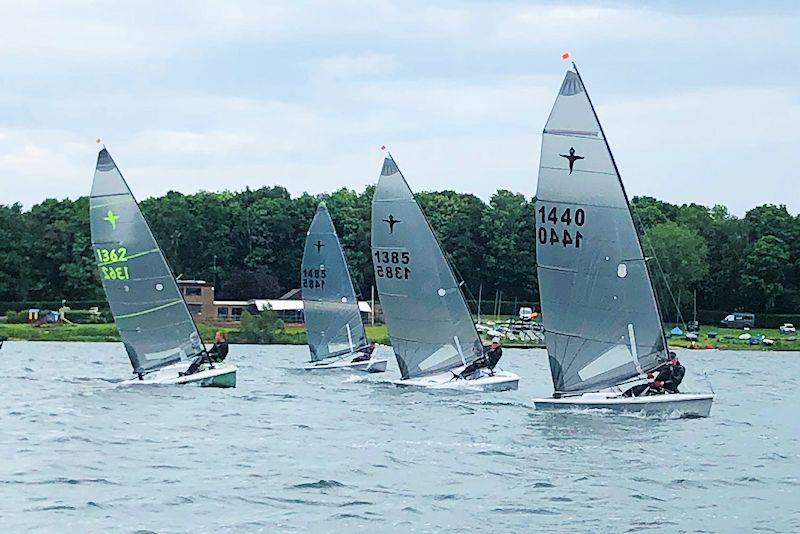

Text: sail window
xmin=437 ymin=288 xmax=446 ymax=297
xmin=617 ymin=263 xmax=627 ymax=278
xmin=578 ymin=344 xmax=633 ymax=381
xmin=155 ymin=283 xmax=164 ymax=291
xmin=341 ymin=297 xmax=348 ymax=303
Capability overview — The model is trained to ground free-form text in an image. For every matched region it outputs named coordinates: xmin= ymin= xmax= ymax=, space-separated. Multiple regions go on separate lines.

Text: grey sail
xmin=301 ymin=202 xmax=367 ymax=361
xmin=90 ymin=149 xmax=204 ymax=375
xmin=535 ymin=66 xmax=668 ymax=394
xmin=371 ymin=156 xmax=482 ymax=379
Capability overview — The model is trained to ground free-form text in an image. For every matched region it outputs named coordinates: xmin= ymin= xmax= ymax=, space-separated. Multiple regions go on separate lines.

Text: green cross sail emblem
xmin=104 ymin=210 xmax=120 ymax=229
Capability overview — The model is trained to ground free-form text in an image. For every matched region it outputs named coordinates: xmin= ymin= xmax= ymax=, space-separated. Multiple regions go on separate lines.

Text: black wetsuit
xmin=652 ymin=361 xmax=686 ymax=393
xmin=351 ymin=344 xmax=375 ymax=362
xmin=458 ymin=346 xmax=503 ymax=379
xmin=662 ymin=363 xmax=685 ymax=393
xmin=208 ymin=341 xmax=229 ymax=363
xmin=184 ymin=341 xmax=229 ymax=375
xmin=486 ymin=347 xmax=503 ymax=369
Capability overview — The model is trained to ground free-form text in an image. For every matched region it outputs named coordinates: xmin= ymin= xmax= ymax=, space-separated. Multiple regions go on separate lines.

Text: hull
xmin=303 ymin=354 xmax=388 ymax=373
xmin=120 ymin=361 xmax=237 ymax=388
xmin=393 ymin=369 xmax=520 ymax=392
xmin=533 ymin=392 xmax=714 ymax=417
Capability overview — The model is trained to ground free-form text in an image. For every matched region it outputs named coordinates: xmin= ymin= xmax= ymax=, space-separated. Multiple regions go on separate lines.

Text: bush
xmin=236 ymin=308 xmax=284 ymax=344
xmin=5 ymin=310 xmax=27 ymax=324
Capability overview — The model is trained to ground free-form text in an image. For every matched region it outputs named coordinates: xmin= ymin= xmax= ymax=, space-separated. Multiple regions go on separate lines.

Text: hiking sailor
xmin=654 ymin=353 xmax=685 ymax=393
xmin=351 ymin=341 xmax=377 ymax=362
xmin=181 ymin=331 xmax=229 ymax=376
xmin=458 ymin=337 xmax=504 ymax=379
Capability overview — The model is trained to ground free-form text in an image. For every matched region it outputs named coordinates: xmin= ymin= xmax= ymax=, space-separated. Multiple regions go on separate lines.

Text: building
xmin=177 ymin=280 xmax=372 ymax=326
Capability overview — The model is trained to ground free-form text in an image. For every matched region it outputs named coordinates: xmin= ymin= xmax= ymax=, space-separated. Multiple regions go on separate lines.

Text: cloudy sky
xmin=1 ymin=1 xmax=798 ymax=214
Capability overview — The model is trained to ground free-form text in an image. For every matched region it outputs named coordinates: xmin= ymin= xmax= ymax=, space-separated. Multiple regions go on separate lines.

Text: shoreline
xmin=1 ymin=323 xmax=797 ymax=351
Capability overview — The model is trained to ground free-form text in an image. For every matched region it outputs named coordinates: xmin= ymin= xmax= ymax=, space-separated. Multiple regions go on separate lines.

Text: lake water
xmin=1 ymin=342 xmax=797 ymax=533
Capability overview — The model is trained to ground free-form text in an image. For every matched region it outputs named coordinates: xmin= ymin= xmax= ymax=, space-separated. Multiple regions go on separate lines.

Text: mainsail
xmin=535 ymin=66 xmax=668 ymax=394
xmin=371 ymin=155 xmax=483 ymax=379
xmin=90 ymin=149 xmax=205 ymax=375
xmin=301 ymin=202 xmax=367 ymax=361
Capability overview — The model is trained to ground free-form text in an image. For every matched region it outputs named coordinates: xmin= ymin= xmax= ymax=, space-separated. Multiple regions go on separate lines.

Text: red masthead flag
xmin=96 ymin=138 xmax=102 ymax=144
xmin=562 ymin=52 xmax=570 ymax=60
xmin=380 ymin=145 xmax=386 ymax=150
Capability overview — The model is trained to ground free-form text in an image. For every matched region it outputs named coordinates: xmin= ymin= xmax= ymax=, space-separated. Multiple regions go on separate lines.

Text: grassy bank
xmin=0 ymin=322 xmax=392 ymax=345
xmin=665 ymin=325 xmax=800 ymax=351
xmin=2 ymin=322 xmax=797 ymax=351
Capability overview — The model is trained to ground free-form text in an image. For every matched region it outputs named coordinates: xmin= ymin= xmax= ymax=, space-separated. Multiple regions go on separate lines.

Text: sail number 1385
xmin=537 ymin=205 xmax=585 ymax=248
xmin=374 ymin=249 xmax=411 ymax=280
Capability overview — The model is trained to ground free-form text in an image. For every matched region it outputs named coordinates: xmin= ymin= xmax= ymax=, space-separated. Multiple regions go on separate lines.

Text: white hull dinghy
xmin=303 ymin=353 xmax=388 ymax=373
xmin=121 ymin=361 xmax=237 ymax=388
xmin=531 ymin=65 xmax=713 ymax=417
xmin=301 ymin=203 xmax=386 ymax=374
xmin=90 ymin=148 xmax=236 ymax=389
xmin=533 ymin=392 xmax=713 ymax=417
xmin=393 ymin=368 xmax=519 ymax=392
xmin=372 ymin=154 xmax=521 ymax=392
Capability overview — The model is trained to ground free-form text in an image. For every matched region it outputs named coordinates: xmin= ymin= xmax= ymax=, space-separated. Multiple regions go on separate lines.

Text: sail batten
xmin=535 ymin=68 xmax=668 ymax=394
xmin=90 ymin=149 xmax=204 ymax=375
xmin=371 ymin=156 xmax=482 ymax=380
xmin=301 ymin=203 xmax=367 ymax=362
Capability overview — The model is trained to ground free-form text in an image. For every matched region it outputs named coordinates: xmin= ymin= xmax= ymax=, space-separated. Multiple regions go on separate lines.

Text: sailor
xmin=485 ymin=337 xmax=504 ymax=369
xmin=207 ymin=331 xmax=230 ymax=363
xmin=181 ymin=331 xmax=229 ymax=376
xmin=351 ymin=341 xmax=376 ymax=362
xmin=660 ymin=354 xmax=685 ymax=393
xmin=458 ymin=337 xmax=503 ymax=379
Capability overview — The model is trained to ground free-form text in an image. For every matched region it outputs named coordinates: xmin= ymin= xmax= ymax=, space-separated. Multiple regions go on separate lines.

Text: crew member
xmin=352 ymin=341 xmax=376 ymax=362
xmin=181 ymin=331 xmax=229 ymax=376
xmin=458 ymin=337 xmax=503 ymax=379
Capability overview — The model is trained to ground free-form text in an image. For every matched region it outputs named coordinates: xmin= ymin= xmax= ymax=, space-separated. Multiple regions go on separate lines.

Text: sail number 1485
xmin=537 ymin=205 xmax=585 ymax=248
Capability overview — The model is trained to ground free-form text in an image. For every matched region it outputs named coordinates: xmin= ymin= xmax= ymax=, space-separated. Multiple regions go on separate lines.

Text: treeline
xmin=0 ymin=187 xmax=798 ymax=318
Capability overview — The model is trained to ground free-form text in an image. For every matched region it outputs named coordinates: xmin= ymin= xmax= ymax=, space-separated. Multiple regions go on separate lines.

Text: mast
xmin=572 ymin=63 xmax=670 ymax=360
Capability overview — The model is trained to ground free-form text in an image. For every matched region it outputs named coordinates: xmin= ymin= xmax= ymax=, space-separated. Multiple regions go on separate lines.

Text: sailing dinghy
xmin=531 ymin=66 xmax=712 ymax=416
xmin=372 ymin=155 xmax=519 ymax=391
xmin=90 ymin=148 xmax=236 ymax=387
xmin=301 ymin=202 xmax=388 ymax=373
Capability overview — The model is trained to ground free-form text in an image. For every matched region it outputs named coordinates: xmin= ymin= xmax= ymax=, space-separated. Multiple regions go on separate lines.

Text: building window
xmin=187 ymin=303 xmax=202 ymax=315
xmin=217 ymin=307 xmax=229 ymax=321
xmin=184 ymin=287 xmax=202 ymax=296
xmin=231 ymin=307 xmax=243 ymax=320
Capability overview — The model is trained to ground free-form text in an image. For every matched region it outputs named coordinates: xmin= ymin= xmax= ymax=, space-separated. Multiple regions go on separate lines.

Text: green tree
xmin=0 ymin=203 xmax=32 ymax=301
xmin=417 ymin=191 xmax=487 ymax=295
xmin=237 ymin=308 xmax=284 ymax=343
xmin=641 ymin=221 xmax=709 ymax=321
xmin=740 ymin=236 xmax=790 ymax=313
xmin=482 ymin=191 xmax=537 ymax=302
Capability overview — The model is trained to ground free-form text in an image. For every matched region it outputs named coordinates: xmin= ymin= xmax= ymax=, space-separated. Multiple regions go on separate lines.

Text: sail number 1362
xmin=537 ymin=205 xmax=585 ymax=248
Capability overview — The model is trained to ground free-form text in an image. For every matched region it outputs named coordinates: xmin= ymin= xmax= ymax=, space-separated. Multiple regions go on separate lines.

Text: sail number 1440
xmin=537 ymin=205 xmax=585 ymax=248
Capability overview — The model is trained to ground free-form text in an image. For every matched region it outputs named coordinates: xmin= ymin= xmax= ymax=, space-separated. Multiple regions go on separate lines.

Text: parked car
xmin=720 ymin=312 xmax=755 ymax=329
xmin=779 ymin=323 xmax=796 ymax=334
xmin=519 ymin=307 xmax=533 ymax=321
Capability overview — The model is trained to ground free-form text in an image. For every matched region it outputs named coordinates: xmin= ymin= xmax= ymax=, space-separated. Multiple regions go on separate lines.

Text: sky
xmin=0 ymin=0 xmax=798 ymax=215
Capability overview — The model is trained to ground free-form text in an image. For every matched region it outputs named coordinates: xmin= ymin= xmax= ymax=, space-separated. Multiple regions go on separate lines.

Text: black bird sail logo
xmin=559 ymin=147 xmax=584 ymax=175
xmin=383 ymin=214 xmax=401 ymax=234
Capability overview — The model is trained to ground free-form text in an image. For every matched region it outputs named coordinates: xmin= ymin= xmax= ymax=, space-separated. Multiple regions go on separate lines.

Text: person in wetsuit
xmin=458 ymin=337 xmax=504 ymax=379
xmin=181 ymin=331 xmax=229 ymax=376
xmin=656 ymin=353 xmax=685 ymax=393
xmin=624 ymin=353 xmax=686 ymax=396
xmin=351 ymin=341 xmax=376 ymax=362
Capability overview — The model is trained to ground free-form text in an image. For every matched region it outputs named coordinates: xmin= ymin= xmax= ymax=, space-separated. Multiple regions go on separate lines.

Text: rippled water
xmin=1 ymin=341 xmax=797 ymax=532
